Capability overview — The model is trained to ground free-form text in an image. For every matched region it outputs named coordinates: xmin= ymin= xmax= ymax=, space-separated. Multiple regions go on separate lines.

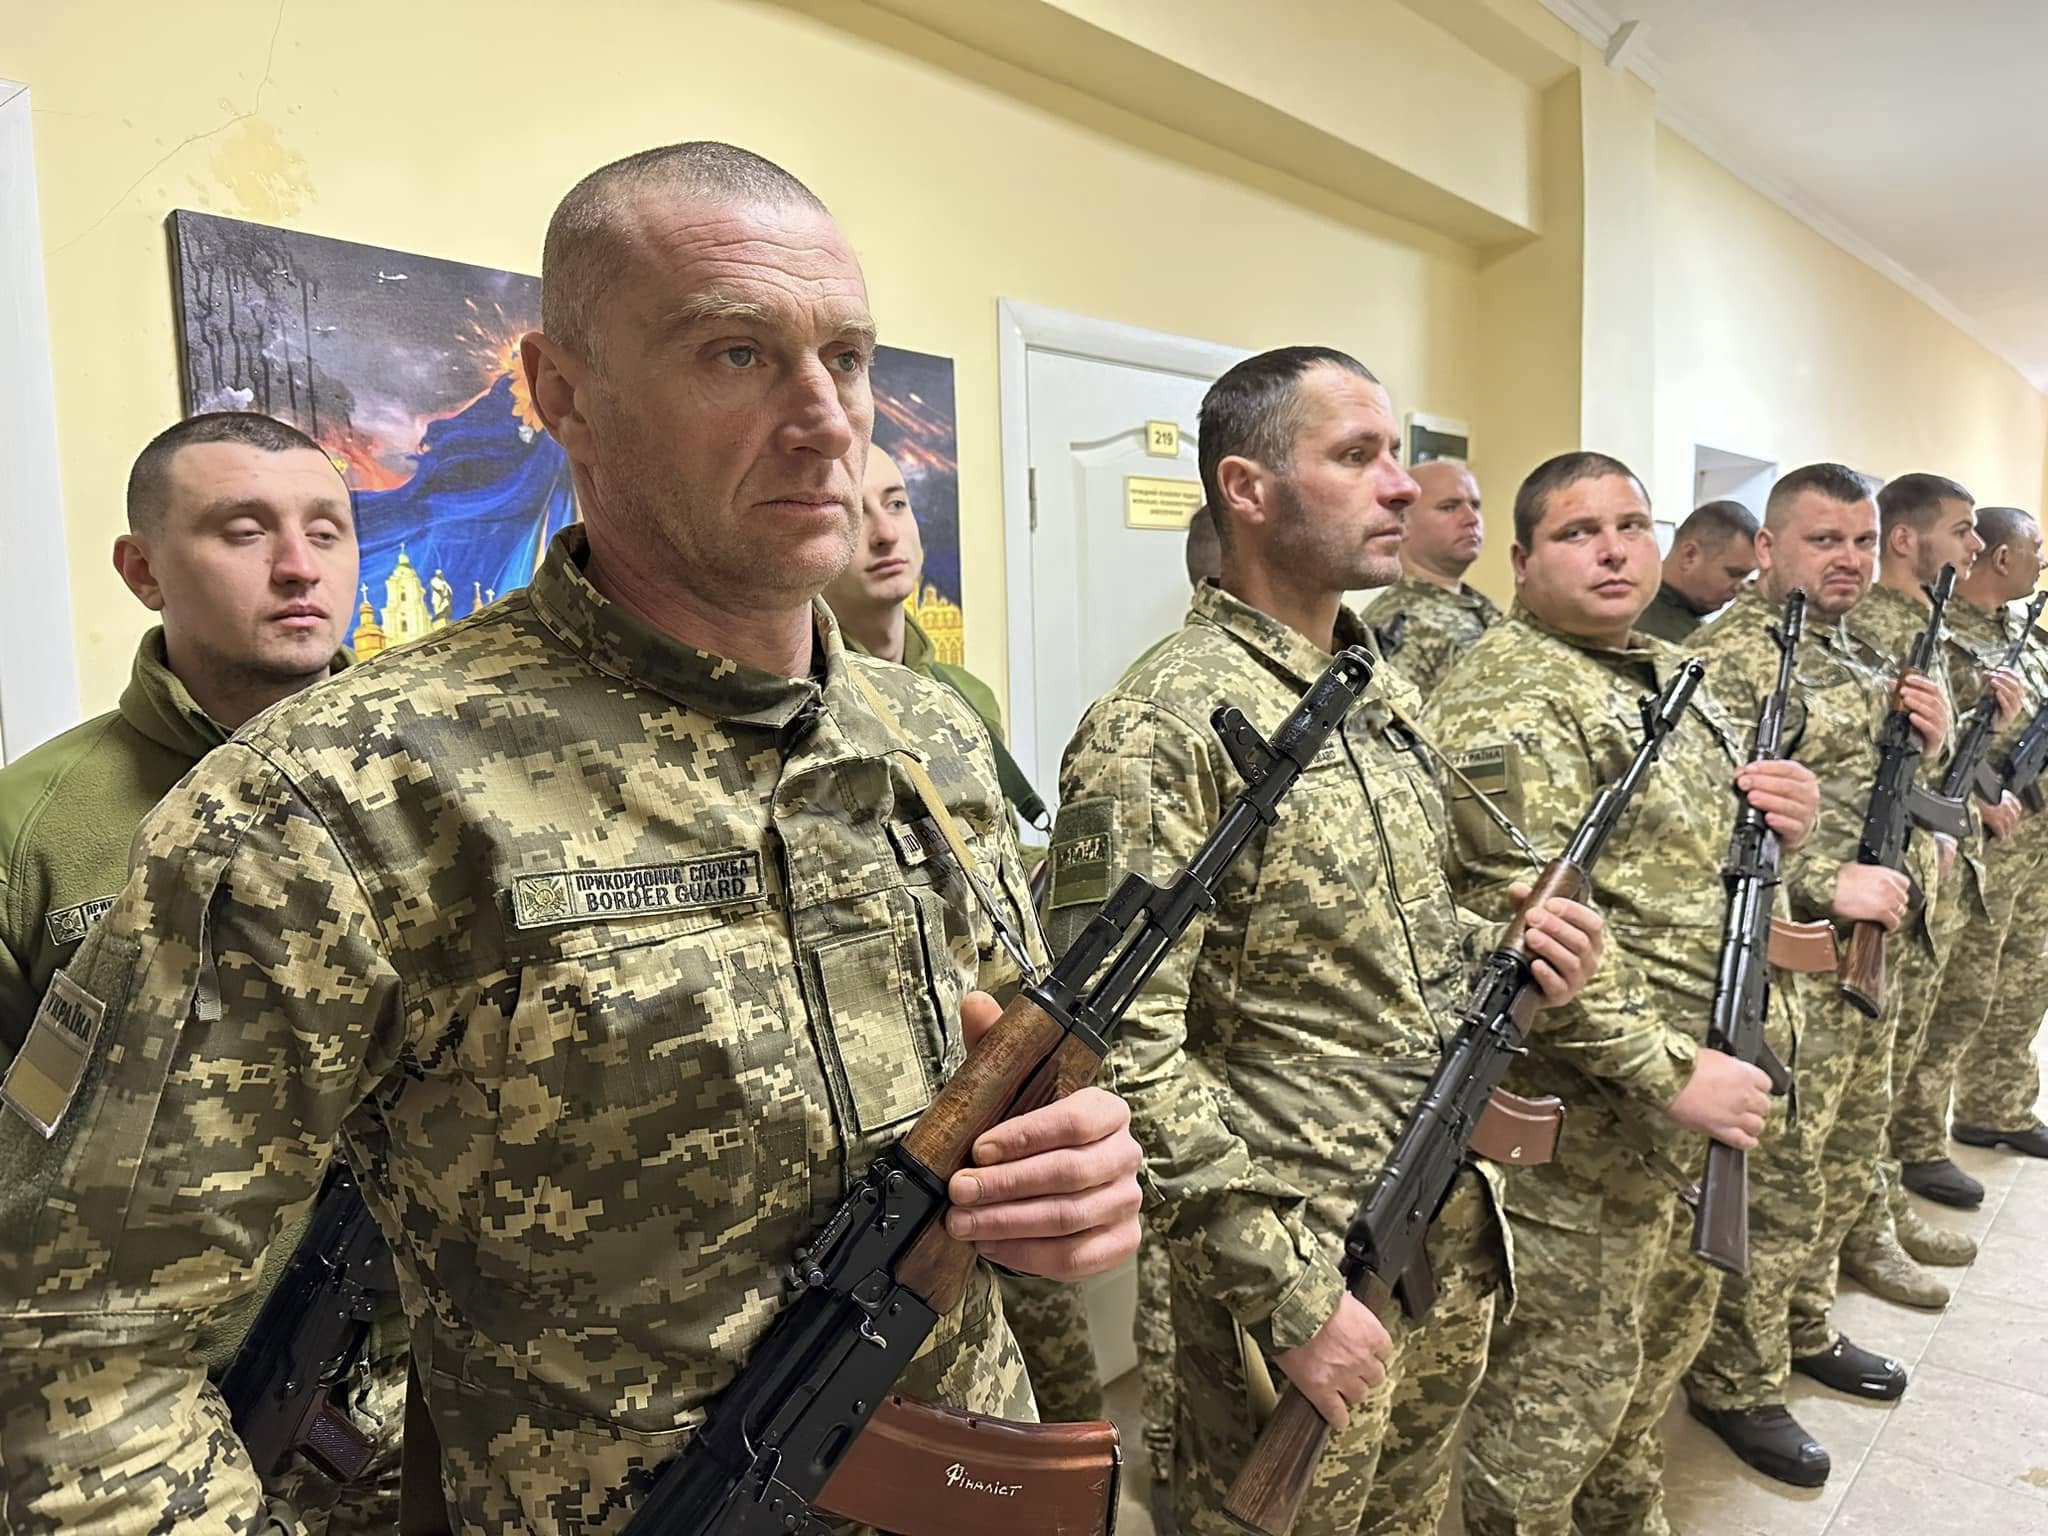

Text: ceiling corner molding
xmin=1532 ymin=0 xmax=2048 ymax=394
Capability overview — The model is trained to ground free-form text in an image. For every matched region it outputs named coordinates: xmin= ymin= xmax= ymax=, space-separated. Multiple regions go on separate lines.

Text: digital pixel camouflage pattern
xmin=1354 ymin=574 xmax=1504 ymax=698
xmin=1839 ymin=581 xmax=1983 ymax=1242
xmin=0 ymin=527 xmax=1044 ymax=1534
xmin=1892 ymin=595 xmax=2048 ymax=1158
xmin=841 ymin=610 xmax=1100 ymax=1424
xmin=1680 ymin=584 xmax=1908 ymax=1405
xmin=1047 ymin=582 xmax=1507 ymax=1536
xmin=1424 ymin=605 xmax=1765 ymax=1536
xmin=1954 ymin=600 xmax=2048 ymax=1132
xmin=0 ymin=627 xmax=407 ymax=1532
xmin=1136 ymin=1223 xmax=1177 ymax=1464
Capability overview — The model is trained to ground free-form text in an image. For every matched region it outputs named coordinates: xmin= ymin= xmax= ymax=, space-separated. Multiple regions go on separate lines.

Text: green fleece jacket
xmin=0 ymin=628 xmax=350 ymax=1370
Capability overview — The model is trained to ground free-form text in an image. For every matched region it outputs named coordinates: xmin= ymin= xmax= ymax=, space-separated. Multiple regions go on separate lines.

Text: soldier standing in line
xmin=1828 ymin=474 xmax=1994 ymax=1312
xmin=1951 ymin=532 xmax=2048 ymax=1162
xmin=1682 ymin=463 xmax=1949 ymax=1485
xmin=1354 ymin=457 xmax=1500 ymax=695
xmin=822 ymin=441 xmax=1103 ymax=1428
xmin=1049 ymin=346 xmax=1608 ymax=1536
xmin=1425 ymin=451 xmax=1815 ymax=1536
xmin=1880 ymin=503 xmax=2037 ymax=1239
xmin=1636 ymin=499 xmax=1760 ymax=642
xmin=0 ymin=411 xmax=410 ymax=1535
xmin=0 ymin=142 xmax=1144 ymax=1532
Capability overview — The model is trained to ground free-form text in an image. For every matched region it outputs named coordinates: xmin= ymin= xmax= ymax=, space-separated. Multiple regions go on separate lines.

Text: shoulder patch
xmin=1448 ymin=744 xmax=1516 ymax=798
xmin=508 ymin=853 xmax=765 ymax=929
xmin=1 ymin=970 xmax=106 ymax=1137
xmin=1046 ymin=797 xmax=1117 ymax=913
xmin=44 ymin=895 xmax=119 ymax=950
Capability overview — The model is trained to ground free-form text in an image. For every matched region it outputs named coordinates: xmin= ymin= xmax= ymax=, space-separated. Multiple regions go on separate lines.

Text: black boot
xmin=1791 ymin=1336 xmax=1907 ymax=1401
xmin=1689 ymin=1401 xmax=1832 ymax=1487
xmin=1952 ymin=1122 xmax=2048 ymax=1158
xmin=1901 ymin=1157 xmax=1985 ymax=1209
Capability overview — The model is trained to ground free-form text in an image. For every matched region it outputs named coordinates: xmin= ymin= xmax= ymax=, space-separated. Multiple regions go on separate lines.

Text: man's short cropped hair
xmin=1511 ymin=451 xmax=1646 ymax=548
xmin=1878 ymin=472 xmax=1975 ymax=539
xmin=126 ymin=411 xmax=331 ymax=534
xmin=1673 ymin=499 xmax=1759 ymax=551
xmin=1197 ymin=346 xmax=1378 ymax=548
xmin=1762 ymin=463 xmax=1872 ymax=532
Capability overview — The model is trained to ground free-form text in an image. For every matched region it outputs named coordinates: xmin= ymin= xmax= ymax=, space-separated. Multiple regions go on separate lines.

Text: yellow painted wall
xmin=1653 ymin=128 xmax=2048 ymax=522
xmin=7 ymin=0 xmax=1484 ymax=717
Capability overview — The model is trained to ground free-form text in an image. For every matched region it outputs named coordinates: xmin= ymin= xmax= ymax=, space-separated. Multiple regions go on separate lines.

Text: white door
xmin=1001 ymin=305 xmax=1250 ymax=818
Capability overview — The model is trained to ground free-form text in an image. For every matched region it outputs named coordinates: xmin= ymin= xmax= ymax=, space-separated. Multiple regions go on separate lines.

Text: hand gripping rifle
xmin=620 ymin=648 xmax=1377 ymax=1536
xmin=219 ymin=1163 xmax=399 ymax=1485
xmin=1692 ymin=591 xmax=1835 ymax=1277
xmin=1839 ymin=564 xmax=1960 ymax=1017
xmin=1943 ymin=591 xmax=2048 ymax=806
xmin=1221 ymin=658 xmax=1707 ymax=1536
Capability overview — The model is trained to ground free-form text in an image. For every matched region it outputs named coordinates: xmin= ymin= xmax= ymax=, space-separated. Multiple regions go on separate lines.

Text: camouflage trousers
xmin=1954 ymin=908 xmax=2048 ymax=1132
xmin=1174 ymin=1171 xmax=1503 ymax=1536
xmin=1136 ymin=1224 xmax=1177 ymax=1463
xmin=1888 ymin=858 xmax=2018 ymax=1169
xmin=1463 ymin=1184 xmax=1718 ymax=1536
xmin=267 ymin=1297 xmax=410 ymax=1535
xmin=997 ymin=1272 xmax=1104 ymax=1424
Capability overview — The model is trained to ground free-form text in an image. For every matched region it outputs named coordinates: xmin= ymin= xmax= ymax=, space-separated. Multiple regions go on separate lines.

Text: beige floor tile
xmin=1953 ymin=1222 xmax=2048 ymax=1311
xmin=1920 ymin=1289 xmax=2048 ymax=1391
xmin=1827 ymin=1277 xmax=1949 ymax=1368
xmin=1867 ymin=1362 xmax=2048 ymax=1507
xmin=1901 ymin=1181 xmax=2008 ymax=1245
xmin=1824 ymin=1447 xmax=2048 ymax=1533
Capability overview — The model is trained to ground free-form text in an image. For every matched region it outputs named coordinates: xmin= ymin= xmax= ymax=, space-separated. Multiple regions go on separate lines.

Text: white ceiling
xmin=1541 ymin=0 xmax=2048 ymax=392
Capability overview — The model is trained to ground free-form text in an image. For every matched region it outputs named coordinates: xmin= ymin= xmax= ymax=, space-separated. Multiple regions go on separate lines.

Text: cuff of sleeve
xmin=1785 ymin=855 xmax=1841 ymax=926
xmin=1251 ymin=1249 xmax=1348 ymax=1357
xmin=1615 ymin=1027 xmax=1700 ymax=1118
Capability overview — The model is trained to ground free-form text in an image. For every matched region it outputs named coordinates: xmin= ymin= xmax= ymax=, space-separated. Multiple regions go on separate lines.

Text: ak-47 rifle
xmin=2001 ymin=699 xmax=2048 ymax=813
xmin=620 ymin=647 xmax=1378 ymax=1536
xmin=1839 ymin=564 xmax=1963 ymax=1017
xmin=218 ymin=1163 xmax=399 ymax=1485
xmin=1692 ymin=590 xmax=1835 ymax=1277
xmin=1220 ymin=659 xmax=1707 ymax=1536
xmin=1943 ymin=591 xmax=2048 ymax=805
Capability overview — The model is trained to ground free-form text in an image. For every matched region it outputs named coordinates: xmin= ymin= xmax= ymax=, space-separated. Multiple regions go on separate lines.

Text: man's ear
xmin=1509 ymin=542 xmax=1528 ymax=586
xmin=522 ymin=331 xmax=595 ymax=457
xmin=1213 ymin=455 xmax=1270 ymax=549
xmin=112 ymin=534 xmax=166 ymax=613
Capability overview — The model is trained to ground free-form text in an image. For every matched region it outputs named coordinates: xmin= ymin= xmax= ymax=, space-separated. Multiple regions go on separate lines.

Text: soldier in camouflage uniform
xmin=1051 ymin=348 xmax=1606 ymax=1536
xmin=1425 ymin=451 xmax=1812 ymax=1536
xmin=1682 ymin=463 xmax=1949 ymax=1486
xmin=0 ymin=412 xmax=408 ymax=1535
xmin=1943 ymin=511 xmax=2048 ymax=1161
xmin=1355 ymin=458 xmax=1501 ymax=696
xmin=1879 ymin=499 xmax=2038 ymax=1246
xmin=1830 ymin=475 xmax=1993 ymax=1310
xmin=0 ymin=143 xmax=1146 ymax=1534
xmin=824 ymin=443 xmax=1101 ymax=1426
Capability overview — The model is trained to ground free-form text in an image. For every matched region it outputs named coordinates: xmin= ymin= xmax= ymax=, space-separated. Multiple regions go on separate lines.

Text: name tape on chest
xmin=1 ymin=970 xmax=106 ymax=1137
xmin=43 ymin=896 xmax=118 ymax=950
xmin=509 ymin=853 xmax=766 ymax=929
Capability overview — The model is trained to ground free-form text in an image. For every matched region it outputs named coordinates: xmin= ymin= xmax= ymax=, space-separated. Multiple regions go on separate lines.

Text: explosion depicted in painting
xmin=170 ymin=211 xmax=965 ymax=659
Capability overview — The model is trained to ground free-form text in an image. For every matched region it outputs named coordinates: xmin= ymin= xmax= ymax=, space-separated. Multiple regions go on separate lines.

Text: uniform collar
xmin=1191 ymin=579 xmax=1377 ymax=690
xmin=1655 ymin=579 xmax=1711 ymax=620
xmin=835 ymin=607 xmax=935 ymax=677
xmin=1851 ymin=580 xmax=1932 ymax=646
xmin=526 ymin=526 xmax=908 ymax=763
xmin=1388 ymin=571 xmax=1496 ymax=613
xmin=1507 ymin=598 xmax=1666 ymax=666
xmin=118 ymin=628 xmax=229 ymax=759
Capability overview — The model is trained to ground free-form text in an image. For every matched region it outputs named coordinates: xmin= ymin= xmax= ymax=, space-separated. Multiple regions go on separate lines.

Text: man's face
xmin=1265 ymin=368 xmax=1418 ymax=591
xmin=538 ymin=196 xmax=877 ymax=606
xmin=1757 ymin=491 xmax=1879 ymax=618
xmin=1401 ymin=460 xmax=1484 ymax=579
xmin=1511 ymin=474 xmax=1661 ymax=642
xmin=823 ymin=447 xmax=923 ymax=614
xmin=1902 ymin=496 xmax=1984 ymax=586
xmin=1679 ymin=533 xmax=1757 ymax=611
xmin=1987 ymin=518 xmax=2047 ymax=601
xmin=124 ymin=441 xmax=357 ymax=683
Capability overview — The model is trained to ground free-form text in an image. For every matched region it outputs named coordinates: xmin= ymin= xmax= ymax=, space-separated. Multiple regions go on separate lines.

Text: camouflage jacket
xmin=0 ymin=628 xmax=229 ymax=1059
xmin=1424 ymin=606 xmax=1770 ymax=1219
xmin=0 ymin=528 xmax=1045 ymax=1534
xmin=1696 ymin=586 xmax=1945 ymax=956
xmin=1355 ymin=574 xmax=1503 ymax=698
xmin=1948 ymin=594 xmax=2048 ymax=880
xmin=1843 ymin=581 xmax=1988 ymax=938
xmin=1047 ymin=582 xmax=1502 ymax=1357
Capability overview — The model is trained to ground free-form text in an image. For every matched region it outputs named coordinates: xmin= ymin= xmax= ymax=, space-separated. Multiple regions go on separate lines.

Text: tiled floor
xmin=1102 ymin=1046 xmax=2048 ymax=1535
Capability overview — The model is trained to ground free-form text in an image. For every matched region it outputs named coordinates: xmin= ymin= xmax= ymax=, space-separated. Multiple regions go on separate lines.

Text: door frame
xmin=0 ymin=79 xmax=80 ymax=763
xmin=996 ymin=299 xmax=1248 ymax=789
